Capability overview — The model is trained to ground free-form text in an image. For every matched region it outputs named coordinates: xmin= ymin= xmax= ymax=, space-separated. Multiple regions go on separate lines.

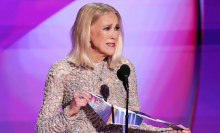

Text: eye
xmin=104 ymin=27 xmax=110 ymax=31
xmin=115 ymin=26 xmax=120 ymax=31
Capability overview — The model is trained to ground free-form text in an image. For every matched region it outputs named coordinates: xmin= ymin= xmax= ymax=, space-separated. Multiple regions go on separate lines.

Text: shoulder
xmin=48 ymin=58 xmax=74 ymax=75
xmin=120 ymin=56 xmax=135 ymax=70
xmin=50 ymin=58 xmax=69 ymax=69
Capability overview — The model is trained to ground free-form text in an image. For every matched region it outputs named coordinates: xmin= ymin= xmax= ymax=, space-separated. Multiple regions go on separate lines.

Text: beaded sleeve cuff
xmin=63 ymin=105 xmax=79 ymax=121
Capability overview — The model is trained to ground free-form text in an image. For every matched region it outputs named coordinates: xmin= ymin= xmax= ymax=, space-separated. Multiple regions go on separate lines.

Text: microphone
xmin=117 ymin=64 xmax=131 ymax=133
xmin=117 ymin=64 xmax=130 ymax=89
xmin=100 ymin=84 xmax=109 ymax=102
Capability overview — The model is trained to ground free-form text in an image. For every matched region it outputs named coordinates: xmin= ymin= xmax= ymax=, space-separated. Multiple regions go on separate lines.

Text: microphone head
xmin=117 ymin=64 xmax=130 ymax=82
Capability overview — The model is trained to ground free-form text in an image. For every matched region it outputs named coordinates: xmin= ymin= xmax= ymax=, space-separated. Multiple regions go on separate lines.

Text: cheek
xmin=115 ymin=32 xmax=120 ymax=41
xmin=93 ymin=31 xmax=106 ymax=43
xmin=98 ymin=33 xmax=109 ymax=44
xmin=91 ymin=28 xmax=101 ymax=41
xmin=96 ymin=30 xmax=102 ymax=37
xmin=101 ymin=32 xmax=109 ymax=39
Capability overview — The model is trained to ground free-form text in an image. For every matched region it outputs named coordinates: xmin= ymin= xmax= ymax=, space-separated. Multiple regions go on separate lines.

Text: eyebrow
xmin=104 ymin=24 xmax=119 ymax=27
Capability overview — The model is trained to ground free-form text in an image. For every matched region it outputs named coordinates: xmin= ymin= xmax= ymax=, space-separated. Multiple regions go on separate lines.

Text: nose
xmin=110 ymin=30 xmax=117 ymax=40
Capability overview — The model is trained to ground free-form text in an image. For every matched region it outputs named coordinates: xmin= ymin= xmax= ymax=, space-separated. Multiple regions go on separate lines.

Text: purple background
xmin=0 ymin=0 xmax=219 ymax=132
xmin=192 ymin=0 xmax=220 ymax=132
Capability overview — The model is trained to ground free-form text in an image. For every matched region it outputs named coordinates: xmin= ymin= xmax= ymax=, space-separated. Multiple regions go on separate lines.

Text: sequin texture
xmin=35 ymin=57 xmax=170 ymax=133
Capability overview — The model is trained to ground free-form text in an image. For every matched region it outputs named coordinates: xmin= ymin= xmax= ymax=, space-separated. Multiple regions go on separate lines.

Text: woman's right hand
xmin=67 ymin=90 xmax=91 ymax=117
xmin=168 ymin=125 xmax=191 ymax=133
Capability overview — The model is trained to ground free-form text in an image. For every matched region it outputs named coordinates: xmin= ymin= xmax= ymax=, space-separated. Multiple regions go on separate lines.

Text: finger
xmin=73 ymin=92 xmax=82 ymax=98
xmin=169 ymin=130 xmax=176 ymax=133
xmin=177 ymin=130 xmax=182 ymax=133
xmin=74 ymin=91 xmax=87 ymax=100
xmin=177 ymin=125 xmax=186 ymax=130
xmin=73 ymin=93 xmax=82 ymax=100
xmin=81 ymin=98 xmax=90 ymax=105
xmin=77 ymin=91 xmax=91 ymax=103
xmin=75 ymin=99 xmax=88 ymax=107
xmin=77 ymin=94 xmax=90 ymax=103
xmin=182 ymin=128 xmax=191 ymax=133
xmin=83 ymin=96 xmax=90 ymax=104
xmin=77 ymin=102 xmax=88 ymax=107
xmin=80 ymin=92 xmax=90 ymax=100
xmin=81 ymin=90 xmax=91 ymax=98
xmin=168 ymin=130 xmax=174 ymax=133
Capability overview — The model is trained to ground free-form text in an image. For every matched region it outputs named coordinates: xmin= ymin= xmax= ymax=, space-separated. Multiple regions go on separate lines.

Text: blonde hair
xmin=68 ymin=3 xmax=123 ymax=69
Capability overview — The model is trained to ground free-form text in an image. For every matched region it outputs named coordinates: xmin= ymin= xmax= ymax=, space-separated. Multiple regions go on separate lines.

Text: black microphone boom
xmin=117 ymin=64 xmax=130 ymax=133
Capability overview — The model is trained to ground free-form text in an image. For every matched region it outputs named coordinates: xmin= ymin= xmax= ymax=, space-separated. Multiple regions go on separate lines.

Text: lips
xmin=107 ymin=43 xmax=115 ymax=47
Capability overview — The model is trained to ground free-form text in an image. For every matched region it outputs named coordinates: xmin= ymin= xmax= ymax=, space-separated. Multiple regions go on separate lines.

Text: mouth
xmin=107 ymin=43 xmax=115 ymax=47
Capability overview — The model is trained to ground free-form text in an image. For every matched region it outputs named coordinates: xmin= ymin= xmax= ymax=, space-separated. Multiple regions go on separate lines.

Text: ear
xmin=89 ymin=25 xmax=91 ymax=42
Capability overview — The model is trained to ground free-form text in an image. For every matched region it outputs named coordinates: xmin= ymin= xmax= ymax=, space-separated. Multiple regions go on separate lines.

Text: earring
xmin=89 ymin=42 xmax=91 ymax=47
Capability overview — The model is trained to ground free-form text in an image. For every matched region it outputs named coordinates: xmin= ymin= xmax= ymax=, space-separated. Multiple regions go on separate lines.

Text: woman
xmin=35 ymin=3 xmax=191 ymax=133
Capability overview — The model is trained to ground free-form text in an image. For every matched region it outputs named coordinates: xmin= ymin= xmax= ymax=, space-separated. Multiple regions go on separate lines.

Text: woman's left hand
xmin=168 ymin=125 xmax=191 ymax=133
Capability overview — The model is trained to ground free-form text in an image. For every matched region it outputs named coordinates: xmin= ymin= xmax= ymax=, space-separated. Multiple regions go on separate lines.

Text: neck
xmin=90 ymin=47 xmax=107 ymax=63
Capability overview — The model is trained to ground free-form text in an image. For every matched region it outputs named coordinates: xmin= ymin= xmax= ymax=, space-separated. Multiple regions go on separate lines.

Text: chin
xmin=107 ymin=51 xmax=115 ymax=56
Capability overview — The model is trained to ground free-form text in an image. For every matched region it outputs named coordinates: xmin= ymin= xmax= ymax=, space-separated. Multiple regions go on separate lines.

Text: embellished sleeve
xmin=123 ymin=58 xmax=171 ymax=133
xmin=35 ymin=63 xmax=78 ymax=133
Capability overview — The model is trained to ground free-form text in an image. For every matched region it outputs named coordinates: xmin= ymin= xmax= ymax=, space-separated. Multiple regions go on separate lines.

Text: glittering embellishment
xmin=35 ymin=58 xmax=169 ymax=133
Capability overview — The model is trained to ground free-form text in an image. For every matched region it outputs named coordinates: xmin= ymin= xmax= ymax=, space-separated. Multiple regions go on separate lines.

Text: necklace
xmin=92 ymin=61 xmax=105 ymax=82
xmin=84 ymin=61 xmax=110 ymax=101
xmin=83 ymin=61 xmax=105 ymax=82
xmin=93 ymin=72 xmax=103 ymax=82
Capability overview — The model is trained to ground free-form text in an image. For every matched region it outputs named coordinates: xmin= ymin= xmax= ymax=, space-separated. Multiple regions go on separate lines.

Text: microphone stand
xmin=123 ymin=78 xmax=129 ymax=133
xmin=117 ymin=64 xmax=131 ymax=133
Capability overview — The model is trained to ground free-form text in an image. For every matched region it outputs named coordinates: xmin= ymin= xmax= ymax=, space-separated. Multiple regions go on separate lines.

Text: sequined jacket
xmin=35 ymin=57 xmax=169 ymax=133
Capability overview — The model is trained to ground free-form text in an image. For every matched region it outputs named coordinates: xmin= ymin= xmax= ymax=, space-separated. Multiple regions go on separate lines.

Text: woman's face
xmin=90 ymin=12 xmax=120 ymax=60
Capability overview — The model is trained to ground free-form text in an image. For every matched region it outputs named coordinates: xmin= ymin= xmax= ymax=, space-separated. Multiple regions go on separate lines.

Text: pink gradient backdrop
xmin=0 ymin=0 xmax=200 ymax=132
